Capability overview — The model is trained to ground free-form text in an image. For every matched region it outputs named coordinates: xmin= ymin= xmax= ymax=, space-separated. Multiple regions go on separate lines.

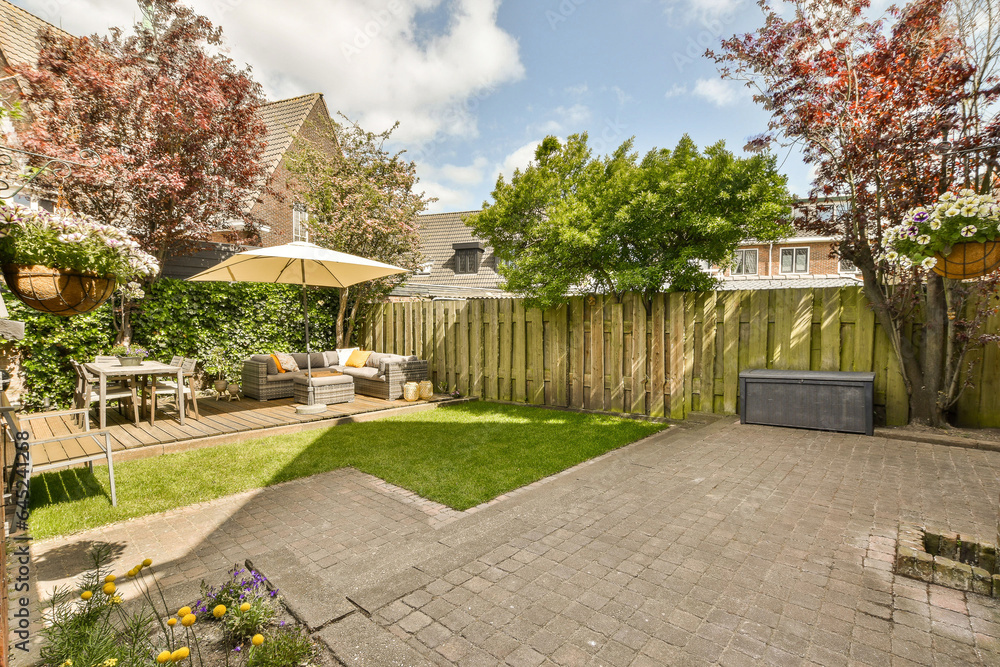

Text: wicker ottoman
xmin=293 ymin=374 xmax=354 ymax=405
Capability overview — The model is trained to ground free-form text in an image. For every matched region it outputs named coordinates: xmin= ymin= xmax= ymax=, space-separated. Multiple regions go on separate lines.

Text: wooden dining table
xmin=84 ymin=360 xmax=185 ymax=429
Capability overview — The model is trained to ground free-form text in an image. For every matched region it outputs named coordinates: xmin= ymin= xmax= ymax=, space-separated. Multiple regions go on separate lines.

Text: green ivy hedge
xmin=4 ymin=279 xmax=344 ymax=411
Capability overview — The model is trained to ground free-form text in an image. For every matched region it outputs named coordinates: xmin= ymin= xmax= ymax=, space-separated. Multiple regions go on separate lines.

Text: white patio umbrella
xmin=188 ymin=241 xmax=408 ymax=408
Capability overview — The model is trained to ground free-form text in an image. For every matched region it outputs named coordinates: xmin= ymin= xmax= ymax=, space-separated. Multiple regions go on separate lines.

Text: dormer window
xmin=453 ymin=241 xmax=485 ymax=275
xmin=415 ymin=261 xmax=433 ymax=276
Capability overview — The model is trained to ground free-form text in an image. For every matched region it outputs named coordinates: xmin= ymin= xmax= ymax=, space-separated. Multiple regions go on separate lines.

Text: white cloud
xmin=16 ymin=0 xmax=525 ymax=146
xmin=565 ymin=83 xmax=589 ymax=97
xmin=664 ymin=83 xmax=688 ymax=99
xmin=496 ymin=139 xmax=545 ymax=183
xmin=531 ymin=104 xmax=591 ymax=136
xmin=692 ymin=78 xmax=746 ymax=107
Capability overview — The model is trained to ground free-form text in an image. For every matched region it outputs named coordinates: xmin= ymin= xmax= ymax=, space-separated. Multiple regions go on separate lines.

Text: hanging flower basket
xmin=0 ymin=203 xmax=158 ymax=316
xmin=932 ymin=241 xmax=1000 ymax=280
xmin=886 ymin=189 xmax=1000 ymax=279
xmin=2 ymin=263 xmax=116 ymax=316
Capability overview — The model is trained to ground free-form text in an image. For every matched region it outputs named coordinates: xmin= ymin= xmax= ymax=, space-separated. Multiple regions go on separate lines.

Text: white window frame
xmin=414 ymin=261 xmax=433 ymax=276
xmin=779 ymin=247 xmax=810 ymax=274
xmin=733 ymin=248 xmax=758 ymax=276
xmin=292 ymin=204 xmax=309 ymax=243
xmin=838 ymin=257 xmax=858 ymax=274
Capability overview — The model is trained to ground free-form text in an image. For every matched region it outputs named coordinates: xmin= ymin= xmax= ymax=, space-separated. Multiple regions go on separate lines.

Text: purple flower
xmin=233 ymin=646 xmax=241 ymax=653
xmin=913 ymin=211 xmax=929 ymax=223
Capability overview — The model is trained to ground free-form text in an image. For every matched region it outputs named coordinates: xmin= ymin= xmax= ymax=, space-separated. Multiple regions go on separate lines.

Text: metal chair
xmin=142 ymin=357 xmax=199 ymax=425
xmin=72 ymin=361 xmax=140 ymax=426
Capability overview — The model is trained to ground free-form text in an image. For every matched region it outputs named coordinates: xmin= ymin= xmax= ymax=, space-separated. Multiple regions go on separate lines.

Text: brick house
xmin=207 ymin=92 xmax=338 ymax=249
xmin=395 ymin=201 xmax=862 ymax=299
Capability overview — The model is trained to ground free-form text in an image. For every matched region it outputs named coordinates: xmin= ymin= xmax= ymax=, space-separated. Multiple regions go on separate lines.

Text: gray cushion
xmin=341 ymin=366 xmax=380 ymax=380
xmin=251 ymin=354 xmax=278 ymax=375
xmin=292 ymin=374 xmax=353 ymax=386
xmin=323 ymin=350 xmax=339 ymax=366
xmin=266 ymin=373 xmax=301 ymax=382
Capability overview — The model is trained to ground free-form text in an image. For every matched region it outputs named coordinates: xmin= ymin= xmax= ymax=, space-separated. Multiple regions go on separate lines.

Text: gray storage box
xmin=739 ymin=369 xmax=875 ymax=436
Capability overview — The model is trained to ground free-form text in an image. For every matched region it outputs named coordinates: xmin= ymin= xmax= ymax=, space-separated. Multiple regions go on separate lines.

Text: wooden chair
xmin=73 ymin=361 xmax=140 ymax=426
xmin=142 ymin=357 xmax=199 ymax=425
xmin=1 ymin=391 xmax=118 ymax=506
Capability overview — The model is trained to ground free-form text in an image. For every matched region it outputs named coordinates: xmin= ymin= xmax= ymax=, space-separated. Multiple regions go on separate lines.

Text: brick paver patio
xmin=32 ymin=417 xmax=1000 ymax=665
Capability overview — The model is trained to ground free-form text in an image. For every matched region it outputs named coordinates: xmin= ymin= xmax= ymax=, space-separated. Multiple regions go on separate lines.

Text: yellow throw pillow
xmin=346 ymin=349 xmax=373 ymax=368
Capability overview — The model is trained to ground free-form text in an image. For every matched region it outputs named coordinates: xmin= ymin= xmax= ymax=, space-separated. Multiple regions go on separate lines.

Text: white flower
xmin=960 ymin=206 xmax=978 ymax=217
xmin=885 ymin=250 xmax=899 ymax=262
xmin=898 ymin=256 xmax=913 ymax=269
xmin=940 ymin=192 xmax=957 ymax=202
xmin=930 ymin=219 xmax=942 ymax=230
xmin=916 ymin=235 xmax=930 ymax=245
xmin=959 ymin=188 xmax=976 ymax=197
xmin=961 ymin=225 xmax=978 ymax=237
xmin=921 ymin=256 xmax=938 ymax=270
xmin=946 ymin=208 xmax=961 ymax=217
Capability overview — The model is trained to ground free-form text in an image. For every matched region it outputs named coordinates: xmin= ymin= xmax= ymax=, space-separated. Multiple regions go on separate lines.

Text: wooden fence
xmin=364 ymin=286 xmax=1000 ymax=428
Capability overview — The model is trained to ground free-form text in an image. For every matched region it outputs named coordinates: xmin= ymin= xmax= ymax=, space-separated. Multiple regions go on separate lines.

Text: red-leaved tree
xmin=710 ymin=0 xmax=1000 ymax=425
xmin=14 ymin=0 xmax=268 ymax=270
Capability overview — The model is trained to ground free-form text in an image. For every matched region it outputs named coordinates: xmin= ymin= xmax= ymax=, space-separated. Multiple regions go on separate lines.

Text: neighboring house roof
xmin=0 ymin=0 xmax=69 ymax=69
xmin=257 ymin=92 xmax=324 ymax=185
xmin=715 ymin=276 xmax=861 ymax=291
xmin=400 ymin=210 xmax=506 ymax=293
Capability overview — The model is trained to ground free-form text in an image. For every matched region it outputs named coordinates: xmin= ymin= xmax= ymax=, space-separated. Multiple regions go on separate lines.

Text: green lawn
xmin=29 ymin=401 xmax=666 ymax=540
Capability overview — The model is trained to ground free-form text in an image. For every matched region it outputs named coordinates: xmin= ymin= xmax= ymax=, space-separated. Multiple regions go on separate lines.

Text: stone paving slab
xmin=318 ymin=611 xmax=438 ymax=666
xmin=26 ymin=416 xmax=1000 ymax=666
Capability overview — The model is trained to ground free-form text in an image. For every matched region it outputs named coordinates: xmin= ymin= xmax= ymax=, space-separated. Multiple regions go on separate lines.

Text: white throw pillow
xmin=336 ymin=348 xmax=358 ymax=365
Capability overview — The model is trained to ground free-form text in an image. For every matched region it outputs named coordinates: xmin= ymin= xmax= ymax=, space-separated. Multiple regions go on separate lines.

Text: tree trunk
xmin=860 ymin=269 xmax=947 ymax=426
xmin=336 ymin=287 xmax=350 ymax=348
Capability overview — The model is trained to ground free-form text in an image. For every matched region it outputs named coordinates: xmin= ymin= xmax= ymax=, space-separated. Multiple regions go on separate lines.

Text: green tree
xmin=286 ymin=115 xmax=430 ymax=347
xmin=467 ymin=134 xmax=792 ymax=308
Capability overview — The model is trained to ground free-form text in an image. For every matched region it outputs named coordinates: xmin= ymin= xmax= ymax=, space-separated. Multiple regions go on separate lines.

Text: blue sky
xmin=11 ymin=0 xmax=862 ymax=212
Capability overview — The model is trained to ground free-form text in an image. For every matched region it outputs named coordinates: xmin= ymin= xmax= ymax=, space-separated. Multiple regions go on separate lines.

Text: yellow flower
xmin=102 ymin=659 xmax=118 ymax=667
xmin=239 ymin=602 xmax=251 ymax=612
xmin=170 ymin=647 xmax=190 ymax=662
xmin=167 ymin=617 xmax=177 ymax=627
xmin=104 ymin=574 xmax=116 ymax=583
xmin=181 ymin=613 xmax=196 ymax=627
xmin=59 ymin=661 xmax=73 ymax=667
xmin=251 ymin=634 xmax=264 ymax=646
xmin=142 ymin=558 xmax=153 ymax=567
xmin=128 ymin=568 xmax=138 ymax=577
xmin=102 ymin=582 xmax=116 ymax=595
xmin=81 ymin=590 xmax=93 ymax=600
xmin=156 ymin=651 xmax=171 ymax=664
xmin=109 ymin=595 xmax=123 ymax=606
xmin=177 ymin=606 xmax=191 ymax=617
xmin=212 ymin=604 xmax=226 ymax=618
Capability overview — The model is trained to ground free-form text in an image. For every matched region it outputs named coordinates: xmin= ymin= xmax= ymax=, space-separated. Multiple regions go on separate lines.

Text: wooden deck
xmin=16 ymin=393 xmax=455 ymax=469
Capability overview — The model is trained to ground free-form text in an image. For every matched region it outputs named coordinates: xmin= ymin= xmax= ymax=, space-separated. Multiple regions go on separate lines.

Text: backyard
xmin=27 ymin=401 xmax=666 ymax=540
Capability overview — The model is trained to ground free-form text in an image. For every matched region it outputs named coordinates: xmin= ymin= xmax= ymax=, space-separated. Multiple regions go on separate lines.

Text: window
xmin=733 ymin=249 xmax=758 ymax=275
xmin=415 ymin=261 xmax=433 ymax=276
xmin=839 ymin=257 xmax=858 ymax=273
xmin=780 ymin=247 xmax=809 ymax=274
xmin=292 ymin=204 xmax=309 ymax=243
xmin=455 ymin=249 xmax=479 ymax=274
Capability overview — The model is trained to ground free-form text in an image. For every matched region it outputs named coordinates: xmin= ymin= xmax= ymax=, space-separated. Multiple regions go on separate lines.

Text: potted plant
xmin=109 ymin=343 xmax=149 ymax=367
xmin=886 ymin=189 xmax=1000 ymax=279
xmin=207 ymin=346 xmax=230 ymax=395
xmin=0 ymin=203 xmax=159 ymax=316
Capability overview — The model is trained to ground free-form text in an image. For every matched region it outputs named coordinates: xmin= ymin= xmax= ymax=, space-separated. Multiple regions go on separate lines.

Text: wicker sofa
xmin=242 ymin=351 xmax=428 ymax=401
